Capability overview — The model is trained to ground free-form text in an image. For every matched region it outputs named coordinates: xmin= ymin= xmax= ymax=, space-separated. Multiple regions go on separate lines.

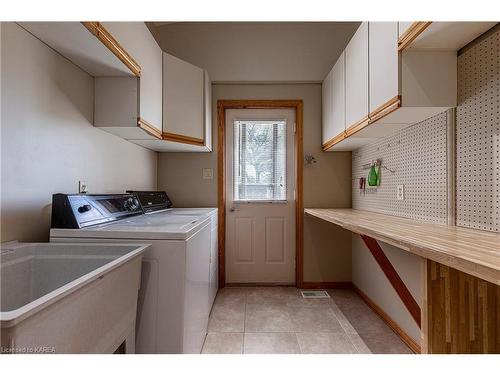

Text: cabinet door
xmin=331 ymin=52 xmax=346 ymax=137
xmin=163 ymin=53 xmax=205 ymax=141
xmin=102 ymin=22 xmax=162 ymax=132
xmin=322 ymin=65 xmax=334 ymax=144
xmin=322 ymin=52 xmax=345 ymax=145
xmin=203 ymin=70 xmax=213 ymax=151
xmin=345 ymin=22 xmax=369 ymax=128
xmin=369 ymin=22 xmax=399 ymax=114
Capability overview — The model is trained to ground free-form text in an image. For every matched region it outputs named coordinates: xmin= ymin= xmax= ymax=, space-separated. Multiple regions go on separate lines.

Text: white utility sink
xmin=0 ymin=242 xmax=149 ymax=354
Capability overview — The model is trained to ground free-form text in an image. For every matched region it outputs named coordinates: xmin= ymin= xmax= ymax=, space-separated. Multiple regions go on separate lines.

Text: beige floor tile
xmin=288 ymin=306 xmax=344 ymax=333
xmin=359 ymin=331 xmax=413 ymax=354
xmin=214 ymin=287 xmax=247 ymax=306
xmin=208 ymin=303 xmax=245 ymax=333
xmin=244 ymin=333 xmax=300 ymax=354
xmin=245 ymin=303 xmax=294 ymax=332
xmin=296 ymin=332 xmax=358 ymax=354
xmin=246 ymin=287 xmax=297 ymax=305
xmin=330 ymin=302 xmax=358 ymax=335
xmin=329 ymin=290 xmax=394 ymax=334
xmin=347 ymin=333 xmax=372 ymax=354
xmin=206 ymin=287 xmax=412 ymax=354
xmin=202 ymin=333 xmax=243 ymax=354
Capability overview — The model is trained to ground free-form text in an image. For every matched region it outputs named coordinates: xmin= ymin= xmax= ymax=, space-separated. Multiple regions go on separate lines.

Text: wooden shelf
xmin=304 ymin=208 xmax=500 ymax=285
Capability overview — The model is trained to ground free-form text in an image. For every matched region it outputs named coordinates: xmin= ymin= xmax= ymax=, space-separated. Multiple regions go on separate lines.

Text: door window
xmin=233 ymin=120 xmax=287 ymax=201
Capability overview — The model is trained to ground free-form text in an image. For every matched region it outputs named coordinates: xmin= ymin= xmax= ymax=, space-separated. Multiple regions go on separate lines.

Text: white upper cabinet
xmin=18 ymin=22 xmax=140 ymax=77
xmin=345 ymin=22 xmax=369 ymax=130
xmin=163 ymin=53 xmax=205 ymax=142
xmin=131 ymin=52 xmax=213 ymax=152
xmin=93 ymin=22 xmax=162 ymax=140
xmin=398 ymin=22 xmax=413 ymax=38
xmin=322 ymin=52 xmax=345 ymax=149
xmin=369 ymin=22 xmax=399 ymax=114
xmin=131 ymin=59 xmax=212 ymax=152
xmin=101 ymin=22 xmax=162 ymax=134
xmin=322 ymin=64 xmax=334 ymax=145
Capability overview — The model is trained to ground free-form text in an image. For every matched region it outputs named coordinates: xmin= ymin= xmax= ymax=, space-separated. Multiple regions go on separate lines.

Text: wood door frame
xmin=217 ymin=100 xmax=304 ymax=288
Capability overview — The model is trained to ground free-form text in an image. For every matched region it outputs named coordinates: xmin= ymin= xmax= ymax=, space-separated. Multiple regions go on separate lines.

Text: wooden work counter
xmin=305 ymin=208 xmax=500 ymax=285
xmin=305 ymin=208 xmax=500 ymax=353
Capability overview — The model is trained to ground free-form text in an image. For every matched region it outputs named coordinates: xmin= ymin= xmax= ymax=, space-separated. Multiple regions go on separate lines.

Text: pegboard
xmin=456 ymin=28 xmax=500 ymax=233
xmin=352 ymin=111 xmax=448 ymax=224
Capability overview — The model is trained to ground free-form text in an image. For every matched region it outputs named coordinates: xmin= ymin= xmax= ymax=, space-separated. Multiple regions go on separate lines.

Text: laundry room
xmin=1 ymin=1 xmax=499 ymax=374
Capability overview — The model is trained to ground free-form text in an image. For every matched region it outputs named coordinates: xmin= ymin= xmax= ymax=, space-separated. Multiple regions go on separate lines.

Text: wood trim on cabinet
xmin=137 ymin=117 xmax=162 ymax=139
xmin=82 ymin=22 xmax=141 ymax=77
xmin=322 ymin=131 xmax=346 ymax=151
xmin=360 ymin=235 xmax=421 ymax=328
xmin=353 ymin=284 xmax=421 ymax=354
xmin=398 ymin=22 xmax=433 ymax=51
xmin=344 ymin=115 xmax=370 ymax=138
xmin=322 ymin=95 xmax=401 ymax=151
xmin=368 ymin=95 xmax=401 ymax=124
xmin=217 ymin=100 xmax=304 ymax=289
xmin=162 ymin=132 xmax=205 ymax=146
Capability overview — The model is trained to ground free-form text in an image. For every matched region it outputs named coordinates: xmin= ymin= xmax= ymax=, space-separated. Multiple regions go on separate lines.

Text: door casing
xmin=217 ymin=100 xmax=304 ymax=288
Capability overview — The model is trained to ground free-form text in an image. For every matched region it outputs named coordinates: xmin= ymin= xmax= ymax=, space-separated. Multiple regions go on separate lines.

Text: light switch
xmin=397 ymin=184 xmax=404 ymax=200
xmin=202 ymin=168 xmax=214 ymax=180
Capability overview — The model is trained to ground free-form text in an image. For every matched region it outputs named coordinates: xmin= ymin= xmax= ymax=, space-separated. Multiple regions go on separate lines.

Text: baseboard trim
xmin=301 ymin=282 xmax=353 ymax=290
xmin=225 ymin=282 xmax=295 ymax=287
xmin=352 ymin=284 xmax=421 ymax=354
xmin=223 ymin=282 xmax=353 ymax=289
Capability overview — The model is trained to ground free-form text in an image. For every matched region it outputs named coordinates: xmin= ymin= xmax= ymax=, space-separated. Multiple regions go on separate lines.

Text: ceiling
xmin=151 ymin=22 xmax=360 ymax=83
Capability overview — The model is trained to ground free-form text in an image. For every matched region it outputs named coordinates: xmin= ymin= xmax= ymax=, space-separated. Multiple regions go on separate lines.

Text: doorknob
xmin=229 ymin=207 xmax=239 ymax=212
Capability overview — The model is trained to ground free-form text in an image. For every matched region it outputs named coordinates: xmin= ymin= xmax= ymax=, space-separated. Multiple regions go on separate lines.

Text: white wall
xmin=158 ymin=83 xmax=353 ymax=283
xmin=1 ymin=23 xmax=157 ymax=242
xmin=352 ymin=236 xmax=422 ymax=342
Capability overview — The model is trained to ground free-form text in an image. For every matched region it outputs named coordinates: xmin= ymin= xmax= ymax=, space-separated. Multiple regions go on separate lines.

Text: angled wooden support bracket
xmin=360 ymin=235 xmax=421 ymax=328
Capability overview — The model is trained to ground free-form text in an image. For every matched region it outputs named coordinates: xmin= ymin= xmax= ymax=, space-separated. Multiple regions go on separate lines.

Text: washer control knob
xmin=78 ymin=204 xmax=92 ymax=213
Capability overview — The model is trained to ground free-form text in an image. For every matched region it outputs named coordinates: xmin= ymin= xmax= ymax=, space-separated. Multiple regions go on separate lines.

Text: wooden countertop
xmin=305 ymin=208 xmax=500 ymax=285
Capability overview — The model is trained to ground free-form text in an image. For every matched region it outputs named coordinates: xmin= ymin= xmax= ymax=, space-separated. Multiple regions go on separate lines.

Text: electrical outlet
xmin=202 ymin=168 xmax=213 ymax=180
xmin=79 ymin=181 xmax=88 ymax=194
xmin=397 ymin=184 xmax=404 ymax=200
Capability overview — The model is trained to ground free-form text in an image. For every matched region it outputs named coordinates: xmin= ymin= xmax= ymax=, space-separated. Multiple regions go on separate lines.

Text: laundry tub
xmin=0 ymin=242 xmax=149 ymax=354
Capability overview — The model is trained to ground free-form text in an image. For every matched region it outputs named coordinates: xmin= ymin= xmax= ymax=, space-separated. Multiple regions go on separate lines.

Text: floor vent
xmin=300 ymin=290 xmax=330 ymax=299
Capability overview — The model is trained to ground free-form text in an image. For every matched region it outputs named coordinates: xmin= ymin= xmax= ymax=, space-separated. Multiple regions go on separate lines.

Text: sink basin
xmin=1 ymin=242 xmax=149 ymax=354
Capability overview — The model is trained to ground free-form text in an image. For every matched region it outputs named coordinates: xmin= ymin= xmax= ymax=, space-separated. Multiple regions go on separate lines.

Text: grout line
xmin=200 ymin=332 xmax=209 ymax=354
xmin=329 ymin=299 xmax=370 ymax=354
xmin=242 ymin=288 xmax=248 ymax=354
xmin=295 ymin=332 xmax=303 ymax=354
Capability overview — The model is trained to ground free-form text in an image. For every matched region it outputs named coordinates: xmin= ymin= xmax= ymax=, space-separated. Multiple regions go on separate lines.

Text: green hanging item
xmin=368 ymin=163 xmax=378 ymax=186
xmin=376 ymin=162 xmax=381 ymax=186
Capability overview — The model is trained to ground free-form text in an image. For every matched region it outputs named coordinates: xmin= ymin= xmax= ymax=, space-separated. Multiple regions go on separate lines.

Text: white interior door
xmin=225 ymin=108 xmax=296 ymax=284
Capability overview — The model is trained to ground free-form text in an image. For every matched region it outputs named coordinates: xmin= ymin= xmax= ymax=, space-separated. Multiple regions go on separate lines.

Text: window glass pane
xmin=233 ymin=120 xmax=286 ymax=201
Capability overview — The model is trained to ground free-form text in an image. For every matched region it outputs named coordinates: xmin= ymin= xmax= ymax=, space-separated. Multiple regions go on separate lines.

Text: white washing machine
xmin=127 ymin=191 xmax=218 ymax=311
xmin=49 ymin=193 xmax=213 ymax=354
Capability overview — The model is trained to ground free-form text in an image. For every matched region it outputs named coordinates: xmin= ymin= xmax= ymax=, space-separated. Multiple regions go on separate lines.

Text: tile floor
xmin=202 ymin=287 xmax=414 ymax=354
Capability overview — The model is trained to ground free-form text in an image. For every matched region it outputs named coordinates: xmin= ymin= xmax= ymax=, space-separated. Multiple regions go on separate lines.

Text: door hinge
xmin=293 ymin=122 xmax=296 ymax=133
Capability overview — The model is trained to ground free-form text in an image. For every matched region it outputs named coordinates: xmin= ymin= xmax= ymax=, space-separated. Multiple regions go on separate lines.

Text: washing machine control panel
xmin=51 ymin=193 xmax=144 ymax=229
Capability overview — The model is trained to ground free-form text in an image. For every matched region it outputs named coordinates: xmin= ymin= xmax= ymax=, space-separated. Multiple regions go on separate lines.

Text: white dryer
xmin=49 ymin=193 xmax=211 ymax=354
